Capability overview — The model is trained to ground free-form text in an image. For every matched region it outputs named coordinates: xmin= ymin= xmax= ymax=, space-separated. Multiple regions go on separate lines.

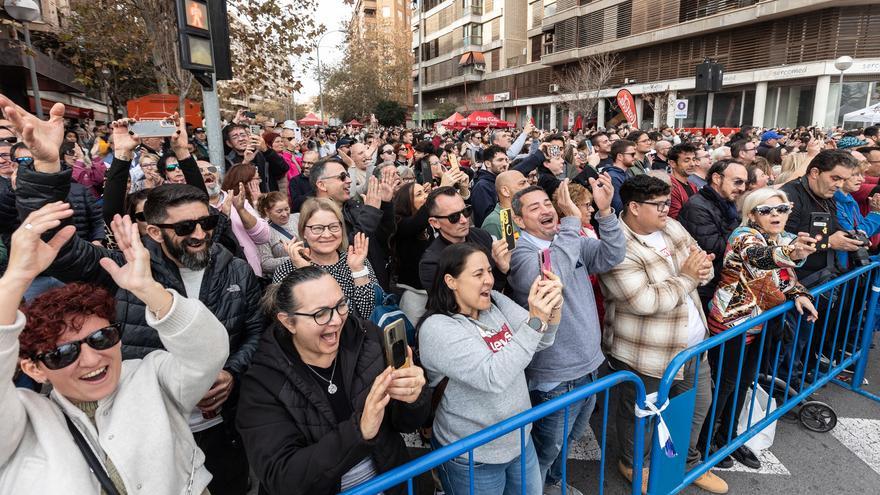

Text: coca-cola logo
xmin=616 ymin=89 xmax=638 ymax=125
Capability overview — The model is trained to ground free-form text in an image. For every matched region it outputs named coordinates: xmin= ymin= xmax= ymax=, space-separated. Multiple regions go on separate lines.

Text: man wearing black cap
xmin=193 ymin=127 xmax=209 ymax=160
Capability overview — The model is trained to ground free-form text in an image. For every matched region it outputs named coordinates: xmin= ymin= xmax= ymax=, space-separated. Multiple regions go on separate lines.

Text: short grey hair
xmin=511 ymin=185 xmax=545 ymax=217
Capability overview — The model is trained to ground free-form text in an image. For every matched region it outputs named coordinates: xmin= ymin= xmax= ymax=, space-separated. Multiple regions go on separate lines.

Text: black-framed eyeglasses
xmin=165 ymin=163 xmax=180 ymax=172
xmin=0 ymin=152 xmax=11 ymax=161
xmin=14 ymin=156 xmax=34 ymax=166
xmin=636 ymin=200 xmax=671 ymax=212
xmin=0 ymin=136 xmax=17 ymax=144
xmin=153 ymin=214 xmax=220 ymax=236
xmin=31 ymin=323 xmax=122 ymax=370
xmin=289 ymin=298 xmax=350 ymax=325
xmin=304 ymin=221 xmax=342 ymax=236
xmin=729 ymin=178 xmax=746 ymax=186
xmin=320 ymin=171 xmax=349 ymax=182
xmin=432 ymin=205 xmax=472 ymax=223
xmin=286 ymin=137 xmax=296 ymax=141
xmin=752 ymin=203 xmax=793 ymax=216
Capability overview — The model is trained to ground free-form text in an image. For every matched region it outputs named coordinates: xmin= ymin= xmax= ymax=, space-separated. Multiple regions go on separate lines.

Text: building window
xmin=542 ymin=31 xmax=554 ymax=55
xmin=463 ymin=0 xmax=483 ymax=15
xmin=364 ymin=8 xmax=376 ymax=16
xmin=382 ymin=6 xmax=391 ymax=17
xmin=463 ymin=23 xmax=483 ymax=46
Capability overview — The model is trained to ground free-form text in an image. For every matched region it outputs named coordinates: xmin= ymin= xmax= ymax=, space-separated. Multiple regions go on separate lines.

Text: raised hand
xmin=588 ymin=173 xmax=614 ymax=215
xmin=170 ymin=113 xmax=190 ymax=159
xmin=379 ymin=166 xmax=397 ymax=201
xmin=490 ymin=238 xmax=511 ymax=274
xmin=284 ymin=240 xmax=312 ymax=268
xmin=360 ymin=367 xmax=392 ymax=440
xmin=110 ymin=119 xmax=140 ymax=157
xmin=4 ymin=202 xmax=76 ymax=284
xmin=347 ymin=232 xmax=369 ymax=273
xmin=99 ymin=214 xmax=156 ymax=295
xmin=0 ymin=93 xmax=65 ymax=171
xmin=556 ymin=179 xmax=582 ymax=221
xmin=364 ymin=176 xmax=382 ymax=209
xmin=387 ymin=347 xmax=426 ymax=403
xmin=790 ymin=232 xmax=818 ymax=261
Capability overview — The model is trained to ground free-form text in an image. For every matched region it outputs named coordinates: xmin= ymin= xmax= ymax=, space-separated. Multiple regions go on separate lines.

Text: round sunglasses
xmin=31 ymin=323 xmax=122 ymax=370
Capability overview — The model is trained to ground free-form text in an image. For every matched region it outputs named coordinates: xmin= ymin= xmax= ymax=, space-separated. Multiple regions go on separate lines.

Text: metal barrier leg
xmin=852 ymin=271 xmax=880 ymax=396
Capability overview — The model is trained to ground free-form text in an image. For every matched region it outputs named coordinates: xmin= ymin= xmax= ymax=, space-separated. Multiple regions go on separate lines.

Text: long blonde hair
xmin=776 ymin=152 xmax=811 ymax=185
xmin=297 ymin=197 xmax=349 ymax=250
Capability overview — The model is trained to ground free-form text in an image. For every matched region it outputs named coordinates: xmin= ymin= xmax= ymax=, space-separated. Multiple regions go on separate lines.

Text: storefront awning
xmin=28 ymin=97 xmax=94 ymax=120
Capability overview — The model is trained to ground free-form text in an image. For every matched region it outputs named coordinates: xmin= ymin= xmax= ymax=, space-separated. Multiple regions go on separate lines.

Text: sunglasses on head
xmin=31 ymin=323 xmax=122 ymax=370
xmin=153 ymin=214 xmax=220 ymax=236
xmin=752 ymin=204 xmax=793 ymax=215
xmin=14 ymin=156 xmax=34 ymax=166
xmin=432 ymin=205 xmax=472 ymax=223
xmin=165 ymin=163 xmax=180 ymax=172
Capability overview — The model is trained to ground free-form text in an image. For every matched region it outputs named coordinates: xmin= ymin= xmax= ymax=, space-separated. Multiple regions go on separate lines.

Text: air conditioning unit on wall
xmin=549 ymin=84 xmax=559 ymax=93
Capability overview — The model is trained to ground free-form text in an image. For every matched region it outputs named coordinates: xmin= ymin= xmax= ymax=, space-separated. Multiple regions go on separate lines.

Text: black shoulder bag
xmin=64 ymin=415 xmax=123 ymax=495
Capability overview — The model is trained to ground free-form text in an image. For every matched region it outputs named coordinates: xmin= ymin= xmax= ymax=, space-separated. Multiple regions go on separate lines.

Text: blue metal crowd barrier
xmin=646 ymin=261 xmax=880 ymax=495
xmin=344 ymin=261 xmax=880 ymax=495
xmin=341 ymin=371 xmax=650 ymax=495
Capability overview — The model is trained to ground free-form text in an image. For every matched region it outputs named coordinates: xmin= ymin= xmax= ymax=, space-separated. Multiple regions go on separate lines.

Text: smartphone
xmin=809 ymin=212 xmax=831 ymax=250
xmin=131 ymin=120 xmax=176 ymax=138
xmin=294 ymin=126 xmax=302 ymax=141
xmin=299 ymin=239 xmax=311 ymax=261
xmin=585 ymin=139 xmax=593 ymax=153
xmin=249 ymin=124 xmax=262 ymax=136
xmin=499 ymin=208 xmax=516 ymax=250
xmin=539 ymin=248 xmax=552 ymax=279
xmin=244 ymin=111 xmax=256 ymax=119
xmin=549 ymin=145 xmax=561 ymax=158
xmin=383 ymin=319 xmax=409 ymax=369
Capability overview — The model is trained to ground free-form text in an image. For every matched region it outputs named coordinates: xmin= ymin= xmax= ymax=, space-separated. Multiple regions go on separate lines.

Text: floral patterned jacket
xmin=708 ymin=225 xmax=810 ymax=341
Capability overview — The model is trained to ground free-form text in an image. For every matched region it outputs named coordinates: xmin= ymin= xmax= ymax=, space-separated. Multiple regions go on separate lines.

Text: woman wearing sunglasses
xmin=0 ymin=204 xmax=229 ymax=494
xmin=237 ymin=266 xmax=430 ymax=495
xmin=272 ymin=198 xmax=377 ymax=319
xmin=697 ymin=187 xmax=817 ymax=470
xmin=158 ymin=154 xmax=187 ymax=185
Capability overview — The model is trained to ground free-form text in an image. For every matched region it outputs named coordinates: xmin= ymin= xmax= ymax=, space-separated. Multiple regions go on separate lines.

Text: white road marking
xmin=830 ymin=417 xmax=880 ymax=476
xmin=713 ymin=449 xmax=791 ymax=475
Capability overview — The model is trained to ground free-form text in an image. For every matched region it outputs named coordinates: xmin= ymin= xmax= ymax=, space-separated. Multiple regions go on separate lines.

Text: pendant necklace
xmin=306 ymin=358 xmax=338 ymax=394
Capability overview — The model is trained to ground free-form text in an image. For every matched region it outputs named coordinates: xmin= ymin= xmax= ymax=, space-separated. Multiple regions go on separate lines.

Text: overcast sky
xmin=295 ymin=0 xmax=352 ymax=107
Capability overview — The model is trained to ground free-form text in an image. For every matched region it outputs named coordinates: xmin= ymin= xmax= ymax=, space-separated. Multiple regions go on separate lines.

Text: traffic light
xmin=175 ymin=0 xmax=232 ymax=83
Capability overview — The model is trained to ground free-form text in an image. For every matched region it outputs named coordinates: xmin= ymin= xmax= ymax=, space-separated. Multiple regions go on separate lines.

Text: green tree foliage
xmin=374 ymin=100 xmax=406 ymax=126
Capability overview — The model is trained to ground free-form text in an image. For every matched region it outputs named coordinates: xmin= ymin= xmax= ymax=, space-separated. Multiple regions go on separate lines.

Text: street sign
xmin=674 ymin=99 xmax=689 ymax=119
xmin=176 ymin=0 xmax=213 ymax=71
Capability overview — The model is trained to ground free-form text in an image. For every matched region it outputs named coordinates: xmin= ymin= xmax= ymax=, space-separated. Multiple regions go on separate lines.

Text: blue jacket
xmin=470 ymin=169 xmax=498 ymax=227
xmin=606 ymin=165 xmax=628 ymax=213
xmin=834 ymin=190 xmax=880 ymax=267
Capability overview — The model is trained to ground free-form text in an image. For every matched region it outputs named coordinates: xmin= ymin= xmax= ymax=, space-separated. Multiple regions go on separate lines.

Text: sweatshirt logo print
xmin=481 ymin=323 xmax=513 ymax=353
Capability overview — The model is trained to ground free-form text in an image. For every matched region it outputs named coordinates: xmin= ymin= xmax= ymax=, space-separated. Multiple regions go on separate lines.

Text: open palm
xmin=99 ymin=214 xmax=156 ymax=294
xmin=0 ymin=93 xmax=65 ymax=168
xmin=7 ymin=203 xmax=76 ymax=282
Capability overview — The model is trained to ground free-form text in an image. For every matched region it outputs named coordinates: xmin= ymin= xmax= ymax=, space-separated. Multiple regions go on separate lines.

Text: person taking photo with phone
xmin=417 ymin=242 xmax=564 ymax=495
xmin=237 ymin=266 xmax=430 ymax=495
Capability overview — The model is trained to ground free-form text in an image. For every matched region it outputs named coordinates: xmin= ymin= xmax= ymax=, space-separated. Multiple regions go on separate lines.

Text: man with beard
xmin=290 ymin=149 xmax=317 ymax=212
xmin=6 ymin=94 xmax=261 ymax=495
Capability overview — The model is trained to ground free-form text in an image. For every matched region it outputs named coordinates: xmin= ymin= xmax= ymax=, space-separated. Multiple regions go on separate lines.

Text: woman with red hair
xmin=0 ymin=204 xmax=229 ymax=494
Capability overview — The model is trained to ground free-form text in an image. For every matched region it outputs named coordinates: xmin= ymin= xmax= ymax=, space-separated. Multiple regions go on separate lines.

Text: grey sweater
xmin=508 ymin=214 xmax=626 ymax=385
xmin=419 ymin=291 xmax=558 ymax=463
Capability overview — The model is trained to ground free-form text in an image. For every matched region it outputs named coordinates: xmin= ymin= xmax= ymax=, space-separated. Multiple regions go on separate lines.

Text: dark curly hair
xmin=20 ymin=283 xmax=116 ymax=359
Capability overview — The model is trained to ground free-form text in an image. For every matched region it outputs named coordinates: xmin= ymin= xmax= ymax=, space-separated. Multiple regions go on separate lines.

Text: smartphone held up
xmin=383 ymin=319 xmax=409 ymax=369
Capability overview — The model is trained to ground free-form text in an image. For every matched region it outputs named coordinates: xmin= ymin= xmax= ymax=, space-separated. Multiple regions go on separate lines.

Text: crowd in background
xmin=1 ymin=93 xmax=879 ymax=495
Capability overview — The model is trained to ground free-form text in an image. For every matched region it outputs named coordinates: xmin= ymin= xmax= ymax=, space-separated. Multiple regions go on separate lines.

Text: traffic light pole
xmin=199 ymin=73 xmax=225 ymax=172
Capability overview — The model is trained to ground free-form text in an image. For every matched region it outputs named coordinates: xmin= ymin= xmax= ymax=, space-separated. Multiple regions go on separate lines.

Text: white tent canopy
xmin=843 ymin=102 xmax=880 ymax=124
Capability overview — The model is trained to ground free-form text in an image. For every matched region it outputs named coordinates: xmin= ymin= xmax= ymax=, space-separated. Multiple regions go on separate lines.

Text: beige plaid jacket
xmin=598 ymin=218 xmax=711 ymax=380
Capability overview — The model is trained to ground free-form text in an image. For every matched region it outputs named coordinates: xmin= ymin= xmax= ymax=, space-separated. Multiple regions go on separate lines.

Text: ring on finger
xmin=24 ymin=223 xmax=33 ymax=230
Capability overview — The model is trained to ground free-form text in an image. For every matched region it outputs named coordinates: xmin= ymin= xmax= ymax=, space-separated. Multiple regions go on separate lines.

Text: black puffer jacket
xmin=15 ymin=165 xmax=263 ymax=378
xmin=1 ymin=173 xmax=103 ymax=243
xmin=68 ymin=181 xmax=104 ymax=241
xmin=677 ymin=185 xmax=741 ymax=307
xmin=236 ymin=318 xmax=431 ymax=495
xmin=343 ymin=199 xmax=395 ymax=290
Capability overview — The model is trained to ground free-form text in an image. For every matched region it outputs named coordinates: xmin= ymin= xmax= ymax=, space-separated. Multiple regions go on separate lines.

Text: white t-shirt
xmin=178 ymin=267 xmax=223 ymax=432
xmin=635 ymin=230 xmax=706 ymax=348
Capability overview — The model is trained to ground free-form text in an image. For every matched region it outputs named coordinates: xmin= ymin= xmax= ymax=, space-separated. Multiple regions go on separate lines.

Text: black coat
xmin=780 ymin=177 xmax=842 ymax=285
xmin=343 ymin=199 xmax=395 ymax=290
xmin=418 ymin=227 xmax=506 ymax=292
xmin=289 ymin=173 xmax=314 ymax=213
xmin=225 ymin=149 xmax=289 ymax=192
xmin=68 ymin=182 xmax=104 ymax=242
xmin=677 ymin=186 xmax=740 ymax=307
xmin=236 ymin=318 xmax=431 ymax=495
xmin=15 ymin=165 xmax=263 ymax=378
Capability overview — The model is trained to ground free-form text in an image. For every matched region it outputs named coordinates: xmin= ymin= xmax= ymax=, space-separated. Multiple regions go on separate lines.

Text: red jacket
xmin=669 ymin=176 xmax=698 ymax=219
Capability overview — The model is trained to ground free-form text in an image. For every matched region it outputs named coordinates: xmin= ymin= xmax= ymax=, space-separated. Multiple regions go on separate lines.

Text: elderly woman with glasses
xmin=271 ymin=197 xmax=377 ymax=319
xmin=696 ymin=187 xmax=817 ymax=470
xmin=0 ymin=205 xmax=229 ymax=494
xmin=237 ymin=266 xmax=430 ymax=495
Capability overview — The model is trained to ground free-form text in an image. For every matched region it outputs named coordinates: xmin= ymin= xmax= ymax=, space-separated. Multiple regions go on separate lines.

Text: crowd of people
xmin=1 ymin=92 xmax=878 ymax=495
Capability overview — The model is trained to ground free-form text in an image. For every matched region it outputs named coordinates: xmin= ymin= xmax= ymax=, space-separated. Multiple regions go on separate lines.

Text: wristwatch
xmin=527 ymin=316 xmax=548 ymax=333
xmin=350 ymin=267 xmax=370 ymax=279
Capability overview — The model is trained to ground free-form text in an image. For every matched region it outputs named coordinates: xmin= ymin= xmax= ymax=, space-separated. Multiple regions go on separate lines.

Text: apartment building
xmin=413 ymin=0 xmax=880 ymax=130
xmin=352 ymin=0 xmax=414 ymax=106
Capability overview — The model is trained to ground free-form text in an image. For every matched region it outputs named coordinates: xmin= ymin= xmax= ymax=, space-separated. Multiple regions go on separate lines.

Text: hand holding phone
xmin=539 ymin=248 xmax=552 ymax=280
xmin=499 ymin=208 xmax=516 ymax=250
xmin=809 ymin=212 xmax=831 ymax=250
xmin=383 ymin=319 xmax=409 ymax=369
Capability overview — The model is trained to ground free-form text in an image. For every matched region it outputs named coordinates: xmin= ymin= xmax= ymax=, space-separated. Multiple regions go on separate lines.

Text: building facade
xmin=413 ymin=0 xmax=880 ymax=130
xmin=352 ymin=0 xmax=414 ymax=109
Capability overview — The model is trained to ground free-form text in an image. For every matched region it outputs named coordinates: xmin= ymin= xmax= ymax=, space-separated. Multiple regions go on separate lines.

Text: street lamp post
xmin=316 ymin=29 xmax=344 ymax=126
xmin=414 ymin=0 xmax=423 ymax=129
xmin=5 ymin=0 xmax=44 ymax=119
xmin=835 ymin=55 xmax=853 ymax=129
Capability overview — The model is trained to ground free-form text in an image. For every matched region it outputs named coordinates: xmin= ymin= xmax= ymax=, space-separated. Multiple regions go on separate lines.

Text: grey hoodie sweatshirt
xmin=419 ymin=291 xmax=558 ymax=464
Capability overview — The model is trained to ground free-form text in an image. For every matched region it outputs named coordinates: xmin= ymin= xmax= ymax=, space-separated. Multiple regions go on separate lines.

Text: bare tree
xmin=642 ymin=87 xmax=674 ymax=126
xmin=554 ymin=53 xmax=620 ymax=122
